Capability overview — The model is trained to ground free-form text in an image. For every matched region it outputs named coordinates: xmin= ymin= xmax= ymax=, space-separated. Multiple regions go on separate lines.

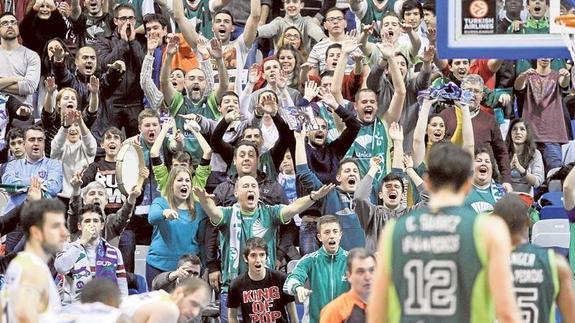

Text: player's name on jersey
xmin=402 ymin=234 xmax=461 ymax=254
xmin=513 ymin=268 xmax=544 ymax=284
xmin=405 ymin=214 xmax=462 ymax=233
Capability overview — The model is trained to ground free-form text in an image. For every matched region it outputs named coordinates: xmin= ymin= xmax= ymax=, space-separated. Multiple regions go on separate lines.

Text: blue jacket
xmin=296 ymin=164 xmax=366 ymax=250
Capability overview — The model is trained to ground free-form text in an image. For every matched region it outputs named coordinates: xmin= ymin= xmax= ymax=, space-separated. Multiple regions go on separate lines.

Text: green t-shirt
xmin=170 ymin=92 xmax=220 ymax=165
xmin=465 ymin=184 xmax=505 ymax=214
xmin=511 ymin=243 xmax=559 ymax=323
xmin=385 ymin=206 xmax=494 ymax=323
xmin=214 ymin=203 xmax=287 ymax=291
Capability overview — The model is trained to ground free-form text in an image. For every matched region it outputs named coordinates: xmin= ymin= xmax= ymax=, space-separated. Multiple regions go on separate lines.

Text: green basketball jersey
xmin=386 ymin=206 xmax=493 ymax=323
xmin=511 ymin=244 xmax=559 ymax=323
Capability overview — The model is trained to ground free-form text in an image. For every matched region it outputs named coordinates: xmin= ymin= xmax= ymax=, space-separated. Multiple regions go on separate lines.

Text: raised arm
xmin=412 ymin=97 xmax=433 ymax=167
xmin=242 ymin=0 xmax=262 ymax=48
xmin=401 ymin=21 xmax=421 ymax=58
xmin=150 ymin=118 xmax=174 ymax=158
xmin=207 ymin=38 xmax=229 ymax=101
xmin=388 ymin=122 xmax=404 ymax=169
xmin=193 ymin=187 xmax=223 ymax=224
xmin=378 ymin=40 xmax=406 ymax=126
xmin=43 ymin=76 xmax=57 ymax=114
xmin=160 ymin=35 xmax=179 ymax=107
xmin=332 ymin=34 xmax=359 ymax=104
xmin=459 ymin=102 xmax=474 ymax=156
xmin=87 ymin=76 xmax=99 ymax=114
xmin=174 ymin=0 xmax=200 ymax=48
xmin=141 ymin=36 xmax=164 ymax=109
xmin=280 ymin=184 xmax=335 ymax=222
xmin=514 ymin=68 xmax=536 ymax=91
xmin=70 ymin=0 xmax=81 ymax=21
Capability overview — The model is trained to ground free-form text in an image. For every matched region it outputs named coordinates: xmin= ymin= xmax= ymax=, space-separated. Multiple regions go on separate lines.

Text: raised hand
xmin=224 ymin=110 xmax=241 ymax=123
xmin=377 ymin=37 xmax=395 ymax=60
xmin=293 ymin=130 xmax=308 ymax=142
xmin=207 ymin=38 xmax=223 ymax=59
xmin=248 ymin=64 xmax=261 ymax=85
xmin=107 ymin=60 xmax=126 ymax=73
xmin=63 ymin=109 xmax=81 ymax=127
xmin=52 ymin=44 xmax=67 ymax=62
xmin=127 ymin=185 xmax=142 ymax=204
xmin=341 ymin=33 xmax=359 ymax=55
xmin=319 ymin=87 xmax=338 ymax=111
xmin=303 ymin=81 xmax=319 ymax=101
xmin=259 ymin=93 xmax=278 ymax=116
xmin=70 ymin=170 xmax=83 ymax=191
xmin=166 ymin=34 xmax=180 ymax=55
xmin=403 ymin=154 xmax=414 ymax=169
xmin=400 ymin=20 xmax=414 ymax=33
xmin=310 ymin=183 xmax=336 ymax=201
xmin=88 ymin=75 xmax=99 ymax=94
xmin=275 ymin=69 xmax=288 ymax=90
xmin=388 ymin=122 xmax=403 ymax=141
xmin=147 ymin=35 xmax=161 ymax=55
xmin=16 ymin=105 xmax=32 ymax=117
xmin=369 ymin=156 xmax=382 ymax=170
xmin=419 ymin=45 xmax=435 ymax=63
xmin=44 ymin=76 xmax=57 ymax=94
xmin=192 ymin=187 xmax=215 ymax=203
xmin=196 ymin=37 xmax=210 ymax=59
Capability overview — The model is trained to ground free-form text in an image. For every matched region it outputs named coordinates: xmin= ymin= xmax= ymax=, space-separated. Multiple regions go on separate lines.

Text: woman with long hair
xmin=276 ymin=44 xmax=305 ymax=91
xmin=146 ymin=166 xmax=205 ymax=289
xmin=412 ymin=97 xmax=474 ymax=167
xmin=505 ymin=118 xmax=545 ymax=193
xmin=276 ymin=26 xmax=308 ymax=60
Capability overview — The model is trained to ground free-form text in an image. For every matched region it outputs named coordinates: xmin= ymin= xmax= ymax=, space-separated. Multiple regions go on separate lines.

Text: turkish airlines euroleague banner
xmin=461 ymin=0 xmax=497 ymax=34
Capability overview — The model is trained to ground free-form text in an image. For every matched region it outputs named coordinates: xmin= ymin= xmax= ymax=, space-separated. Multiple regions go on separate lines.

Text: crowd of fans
xmin=1 ymin=0 xmax=575 ymax=322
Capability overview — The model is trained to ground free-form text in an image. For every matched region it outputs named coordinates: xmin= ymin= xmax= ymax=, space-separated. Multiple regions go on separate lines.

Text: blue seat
xmin=540 ymin=206 xmax=568 ymax=220
xmin=129 ymin=274 xmax=148 ymax=295
xmin=539 ymin=192 xmax=564 ymax=207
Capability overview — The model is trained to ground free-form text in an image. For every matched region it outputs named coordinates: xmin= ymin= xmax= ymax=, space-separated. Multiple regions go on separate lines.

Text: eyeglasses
xmin=117 ymin=16 xmax=136 ymax=22
xmin=284 ymin=34 xmax=300 ymax=40
xmin=0 ymin=20 xmax=18 ymax=27
xmin=325 ymin=16 xmax=344 ymax=23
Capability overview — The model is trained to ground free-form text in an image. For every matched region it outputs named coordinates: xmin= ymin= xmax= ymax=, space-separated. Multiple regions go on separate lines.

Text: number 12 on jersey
xmin=403 ymin=259 xmax=458 ymax=315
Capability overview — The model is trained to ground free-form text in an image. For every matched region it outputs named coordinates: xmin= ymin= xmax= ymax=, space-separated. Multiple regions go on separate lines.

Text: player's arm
xmin=12 ymin=266 xmax=45 ymax=323
xmin=481 ymin=215 xmax=522 ymax=323
xmin=367 ymin=221 xmax=394 ymax=323
xmin=555 ymin=253 xmax=575 ymax=322
xmin=142 ymin=302 xmax=180 ymax=323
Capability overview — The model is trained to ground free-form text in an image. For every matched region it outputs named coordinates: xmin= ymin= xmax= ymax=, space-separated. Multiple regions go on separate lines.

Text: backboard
xmin=436 ymin=0 xmax=575 ymax=59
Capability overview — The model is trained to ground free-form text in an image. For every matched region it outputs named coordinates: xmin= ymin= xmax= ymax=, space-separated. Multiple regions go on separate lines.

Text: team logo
xmin=469 ymin=0 xmax=489 ymax=18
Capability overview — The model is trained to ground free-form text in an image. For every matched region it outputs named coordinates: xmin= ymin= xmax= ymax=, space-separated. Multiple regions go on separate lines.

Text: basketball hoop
xmin=555 ymin=14 xmax=575 ymax=61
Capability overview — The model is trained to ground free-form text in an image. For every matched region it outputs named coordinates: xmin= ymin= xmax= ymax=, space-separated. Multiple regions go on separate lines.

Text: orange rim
xmin=555 ymin=14 xmax=575 ymax=27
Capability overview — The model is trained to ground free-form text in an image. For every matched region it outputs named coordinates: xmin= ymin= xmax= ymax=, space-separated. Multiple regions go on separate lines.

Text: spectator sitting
xmin=0 ymin=128 xmax=25 ymax=179
xmin=151 ymin=254 xmax=202 ymax=292
xmin=465 ymin=148 xmax=507 ymax=213
xmin=2 ymin=125 xmax=63 ymax=215
xmin=505 ymin=118 xmax=545 ymax=194
xmin=54 ymin=203 xmax=128 ymax=306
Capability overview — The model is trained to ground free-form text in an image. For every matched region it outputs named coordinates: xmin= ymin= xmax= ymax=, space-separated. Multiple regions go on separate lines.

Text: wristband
xmin=309 ymin=194 xmax=315 ymax=201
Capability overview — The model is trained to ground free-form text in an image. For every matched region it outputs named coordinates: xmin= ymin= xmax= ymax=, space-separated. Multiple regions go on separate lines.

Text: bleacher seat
xmin=539 ymin=192 xmax=564 ymax=207
xmin=532 ymin=219 xmax=570 ymax=258
xmin=134 ymin=245 xmax=149 ymax=279
xmin=539 ymin=206 xmax=569 ymax=220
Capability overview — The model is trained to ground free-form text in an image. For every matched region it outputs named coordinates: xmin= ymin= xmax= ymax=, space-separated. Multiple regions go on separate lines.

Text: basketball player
xmin=368 ymin=143 xmax=522 ymax=323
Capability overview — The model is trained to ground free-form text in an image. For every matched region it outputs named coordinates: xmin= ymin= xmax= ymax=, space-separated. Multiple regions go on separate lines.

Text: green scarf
xmin=345 ymin=119 xmax=392 ymax=182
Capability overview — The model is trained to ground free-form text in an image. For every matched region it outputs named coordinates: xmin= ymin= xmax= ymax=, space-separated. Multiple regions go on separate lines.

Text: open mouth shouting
xmin=179 ymin=186 xmax=190 ymax=198
xmin=432 ymin=130 xmax=443 ymax=141
xmin=147 ymin=131 xmax=156 ymax=141
xmin=217 ymin=27 xmax=227 ymax=39
xmin=347 ymin=176 xmax=357 ymax=187
xmin=84 ymin=63 xmax=95 ymax=75
xmin=363 ymin=106 xmax=374 ymax=120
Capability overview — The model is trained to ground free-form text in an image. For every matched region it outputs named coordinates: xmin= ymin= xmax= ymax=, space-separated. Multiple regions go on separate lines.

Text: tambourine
xmin=116 ymin=143 xmax=145 ymax=196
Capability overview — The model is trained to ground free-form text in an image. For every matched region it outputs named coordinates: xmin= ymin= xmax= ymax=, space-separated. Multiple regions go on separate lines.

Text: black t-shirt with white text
xmin=227 ymin=269 xmax=295 ymax=323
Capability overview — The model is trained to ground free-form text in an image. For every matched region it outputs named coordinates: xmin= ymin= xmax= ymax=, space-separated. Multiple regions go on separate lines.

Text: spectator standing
xmin=19 ymin=0 xmax=68 ymax=56
xmin=0 ymin=12 xmax=41 ymax=107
